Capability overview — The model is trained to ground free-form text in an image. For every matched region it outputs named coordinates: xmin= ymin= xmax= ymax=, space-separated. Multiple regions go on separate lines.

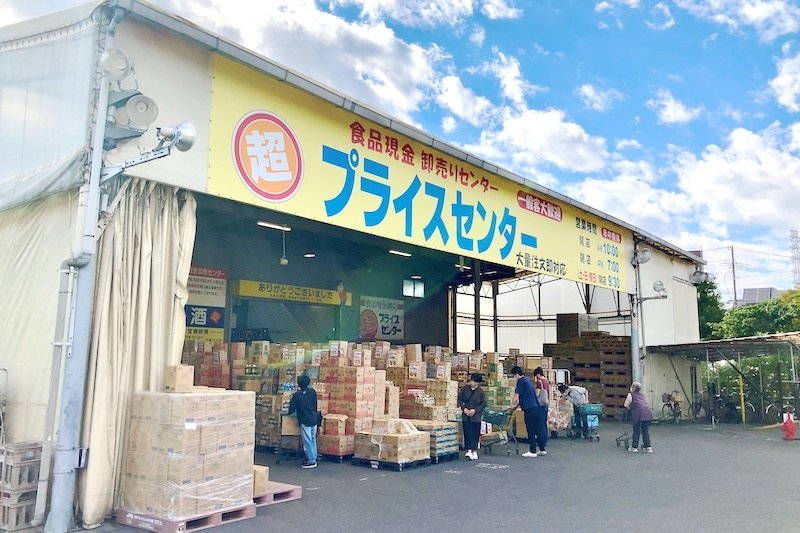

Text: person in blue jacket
xmin=508 ymin=366 xmax=547 ymax=457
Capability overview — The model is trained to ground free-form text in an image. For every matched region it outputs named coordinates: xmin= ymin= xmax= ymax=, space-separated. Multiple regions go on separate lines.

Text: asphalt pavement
xmin=99 ymin=420 xmax=799 ymax=533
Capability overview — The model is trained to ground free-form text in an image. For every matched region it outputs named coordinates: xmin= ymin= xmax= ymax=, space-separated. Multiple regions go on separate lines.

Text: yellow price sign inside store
xmin=208 ymin=55 xmax=629 ymax=293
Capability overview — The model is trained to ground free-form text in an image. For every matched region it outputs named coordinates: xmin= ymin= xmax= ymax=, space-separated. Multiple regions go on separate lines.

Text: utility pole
xmin=791 ymin=229 xmax=800 ymax=289
xmin=730 ymin=245 xmax=738 ymax=307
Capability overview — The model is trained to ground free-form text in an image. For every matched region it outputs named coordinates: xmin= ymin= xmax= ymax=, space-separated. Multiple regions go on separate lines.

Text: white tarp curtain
xmin=77 ymin=178 xmax=196 ymax=527
xmin=0 ymin=8 xmax=97 ymax=211
xmin=0 ymin=190 xmax=75 ymax=442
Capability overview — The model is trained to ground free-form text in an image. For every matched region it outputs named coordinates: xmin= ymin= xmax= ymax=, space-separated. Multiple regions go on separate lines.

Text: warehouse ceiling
xmin=194 ymin=193 xmax=517 ymax=286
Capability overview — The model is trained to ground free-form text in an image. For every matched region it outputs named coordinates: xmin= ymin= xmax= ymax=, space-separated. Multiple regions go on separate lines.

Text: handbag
xmin=622 ymin=408 xmax=632 ymax=422
xmin=316 ymin=410 xmax=324 ymax=426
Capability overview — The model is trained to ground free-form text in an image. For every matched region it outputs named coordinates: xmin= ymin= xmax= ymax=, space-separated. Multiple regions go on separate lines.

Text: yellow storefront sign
xmin=238 ymin=280 xmax=352 ymax=306
xmin=208 ymin=54 xmax=630 ymax=293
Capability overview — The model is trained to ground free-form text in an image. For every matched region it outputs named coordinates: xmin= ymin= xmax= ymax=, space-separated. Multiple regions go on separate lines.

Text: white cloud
xmin=480 ymin=0 xmax=523 ymax=20
xmin=164 ymin=0 xmax=445 ymax=123
xmin=646 ymin=89 xmax=703 ymax=124
xmin=770 ymin=52 xmax=800 ymax=112
xmin=441 ymin=116 xmax=457 ymax=133
xmin=472 ymin=51 xmax=543 ymax=109
xmin=564 ymin=160 xmax=690 ymax=235
xmin=576 ymin=83 xmax=624 ymax=111
xmin=469 ymin=25 xmax=486 ymax=46
xmin=616 ymin=139 xmax=642 ymax=150
xmin=328 ymin=0 xmax=475 ymax=27
xmin=674 ymin=0 xmax=800 ymax=42
xmin=0 ymin=4 xmax=21 ymax=26
xmin=671 ymin=122 xmax=800 ymax=234
xmin=645 ymin=3 xmax=675 ymax=30
xmin=463 ymin=108 xmax=609 ymax=174
xmin=595 ymin=2 xmax=612 ymax=13
xmin=435 ymin=75 xmax=495 ymax=126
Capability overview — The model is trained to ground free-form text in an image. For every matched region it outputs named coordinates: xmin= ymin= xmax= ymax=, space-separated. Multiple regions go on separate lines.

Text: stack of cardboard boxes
xmin=353 ymin=419 xmax=430 ymax=464
xmin=182 ymin=341 xmax=231 ymax=389
xmin=407 ymin=420 xmax=458 ymax=458
xmin=120 ymin=387 xmax=255 ymax=518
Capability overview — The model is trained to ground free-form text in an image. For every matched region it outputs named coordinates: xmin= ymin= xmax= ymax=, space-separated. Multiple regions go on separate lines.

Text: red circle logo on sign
xmin=232 ymin=111 xmax=303 ymax=202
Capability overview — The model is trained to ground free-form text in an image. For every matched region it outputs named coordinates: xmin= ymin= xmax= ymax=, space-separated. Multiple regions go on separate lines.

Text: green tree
xmin=697 ymin=278 xmax=725 ymax=340
xmin=711 ymin=298 xmax=800 ymax=338
xmin=778 ymin=289 xmax=800 ymax=331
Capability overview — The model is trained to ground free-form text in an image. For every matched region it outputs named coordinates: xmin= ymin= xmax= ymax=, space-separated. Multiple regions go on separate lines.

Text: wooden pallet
xmin=253 ymin=481 xmax=303 ymax=507
xmin=351 ymin=457 xmax=431 ymax=472
xmin=319 ymin=453 xmax=353 ymax=463
xmin=114 ymin=503 xmax=256 ymax=533
xmin=430 ymin=452 xmax=459 ymax=464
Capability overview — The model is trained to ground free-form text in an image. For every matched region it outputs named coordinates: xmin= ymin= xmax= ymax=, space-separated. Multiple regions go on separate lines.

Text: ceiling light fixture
xmin=410 ymin=275 xmax=422 ymax=280
xmin=388 ymin=249 xmax=411 ymax=257
xmin=455 ymin=263 xmax=472 ymax=270
xmin=303 ymin=253 xmax=316 ymax=258
xmin=257 ymin=221 xmax=291 ymax=232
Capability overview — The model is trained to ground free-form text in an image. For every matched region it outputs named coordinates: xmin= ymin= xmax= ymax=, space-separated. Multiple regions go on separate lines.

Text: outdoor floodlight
xmin=156 ymin=123 xmax=196 ymax=152
xmin=99 ymin=48 xmax=133 ymax=81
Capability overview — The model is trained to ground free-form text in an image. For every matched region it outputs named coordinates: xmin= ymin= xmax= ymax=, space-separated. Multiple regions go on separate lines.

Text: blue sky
xmin=3 ymin=0 xmax=800 ymax=305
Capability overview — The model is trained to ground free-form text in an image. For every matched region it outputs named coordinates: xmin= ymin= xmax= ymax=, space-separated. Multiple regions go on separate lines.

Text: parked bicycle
xmin=764 ymin=400 xmax=795 ymax=424
xmin=661 ymin=391 xmax=681 ymax=423
xmin=688 ymin=390 xmax=756 ymax=423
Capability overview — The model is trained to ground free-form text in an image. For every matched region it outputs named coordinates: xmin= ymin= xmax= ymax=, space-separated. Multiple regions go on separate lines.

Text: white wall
xmin=108 ymin=19 xmax=212 ymax=192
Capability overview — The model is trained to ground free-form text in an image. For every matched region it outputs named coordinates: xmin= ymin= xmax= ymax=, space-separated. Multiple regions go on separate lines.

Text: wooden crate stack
xmin=0 ymin=442 xmax=41 ymax=532
xmin=545 ymin=318 xmax=632 ymax=418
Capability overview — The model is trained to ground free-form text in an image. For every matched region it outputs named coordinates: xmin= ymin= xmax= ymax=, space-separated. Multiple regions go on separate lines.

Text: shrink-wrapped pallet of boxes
xmin=118 ymin=390 xmax=256 ymax=522
xmin=353 ymin=419 xmax=430 ymax=468
xmin=408 ymin=420 xmax=459 ymax=460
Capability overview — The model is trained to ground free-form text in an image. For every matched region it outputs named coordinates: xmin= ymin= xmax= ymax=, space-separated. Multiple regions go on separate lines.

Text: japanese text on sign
xmin=238 ymin=280 xmax=353 ymax=306
xmin=350 ymin=122 xmax=498 ymax=193
xmin=322 ymin=146 xmax=539 ymax=261
xmin=360 ymin=296 xmax=404 ymax=341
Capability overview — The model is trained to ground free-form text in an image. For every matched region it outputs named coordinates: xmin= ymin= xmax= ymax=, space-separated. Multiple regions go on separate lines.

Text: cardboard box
xmin=167 ymin=455 xmax=204 ymax=486
xmin=323 ymin=413 xmax=348 ymax=436
xmin=203 ymin=452 xmax=227 ymax=482
xmin=164 ymin=365 xmax=195 ymax=393
xmin=281 ymin=415 xmax=301 ymax=436
xmin=318 ymin=434 xmax=354 ymax=456
xmin=405 ymin=344 xmax=423 ymax=363
xmin=253 ymin=465 xmax=270 ymax=497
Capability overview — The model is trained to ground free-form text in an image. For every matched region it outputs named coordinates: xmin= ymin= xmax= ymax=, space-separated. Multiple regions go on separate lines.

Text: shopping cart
xmin=479 ymin=408 xmax=519 ymax=456
xmin=568 ymin=403 xmax=602 ymax=442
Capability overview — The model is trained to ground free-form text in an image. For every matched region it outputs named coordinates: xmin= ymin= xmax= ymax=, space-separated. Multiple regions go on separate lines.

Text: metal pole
xmin=450 ymin=285 xmax=458 ymax=353
xmin=730 ymin=246 xmax=738 ymax=307
xmin=707 ymin=348 xmax=714 ymax=430
xmin=738 ymin=353 xmax=745 ymax=424
xmin=473 ymin=260 xmax=481 ymax=351
xmin=45 ymin=8 xmax=124 ymax=532
xmin=492 ymin=280 xmax=499 ymax=353
xmin=758 ymin=360 xmax=765 ymax=423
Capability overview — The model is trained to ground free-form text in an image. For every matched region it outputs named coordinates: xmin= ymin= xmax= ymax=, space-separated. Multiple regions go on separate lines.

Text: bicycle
xmin=661 ymin=391 xmax=681 ymax=423
xmin=689 ymin=391 xmax=755 ymax=424
xmin=764 ymin=401 xmax=794 ymax=424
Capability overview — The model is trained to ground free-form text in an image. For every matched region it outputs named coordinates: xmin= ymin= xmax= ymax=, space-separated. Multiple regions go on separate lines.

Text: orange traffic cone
xmin=782 ymin=413 xmax=797 ymax=440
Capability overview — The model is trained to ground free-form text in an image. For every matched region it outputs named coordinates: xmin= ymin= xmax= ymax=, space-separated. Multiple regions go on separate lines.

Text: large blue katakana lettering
xmin=393 ymin=176 xmax=421 ymax=237
xmin=497 ymin=207 xmax=517 ymax=259
xmin=423 ymin=182 xmax=449 ymax=244
xmin=361 ymin=158 xmax=390 ymax=226
xmin=451 ymin=191 xmax=474 ymax=251
xmin=322 ymin=146 xmax=358 ymax=216
xmin=475 ymin=202 xmax=497 ymax=253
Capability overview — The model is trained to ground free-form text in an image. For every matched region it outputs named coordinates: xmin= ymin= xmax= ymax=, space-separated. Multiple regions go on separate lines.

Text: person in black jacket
xmin=288 ymin=374 xmax=318 ymax=469
xmin=458 ymin=373 xmax=487 ymax=461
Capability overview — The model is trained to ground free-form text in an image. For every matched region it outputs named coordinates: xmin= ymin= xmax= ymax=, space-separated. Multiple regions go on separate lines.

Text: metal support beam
xmin=492 ymin=280 xmax=499 ymax=352
xmin=473 ymin=260 xmax=481 ymax=351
